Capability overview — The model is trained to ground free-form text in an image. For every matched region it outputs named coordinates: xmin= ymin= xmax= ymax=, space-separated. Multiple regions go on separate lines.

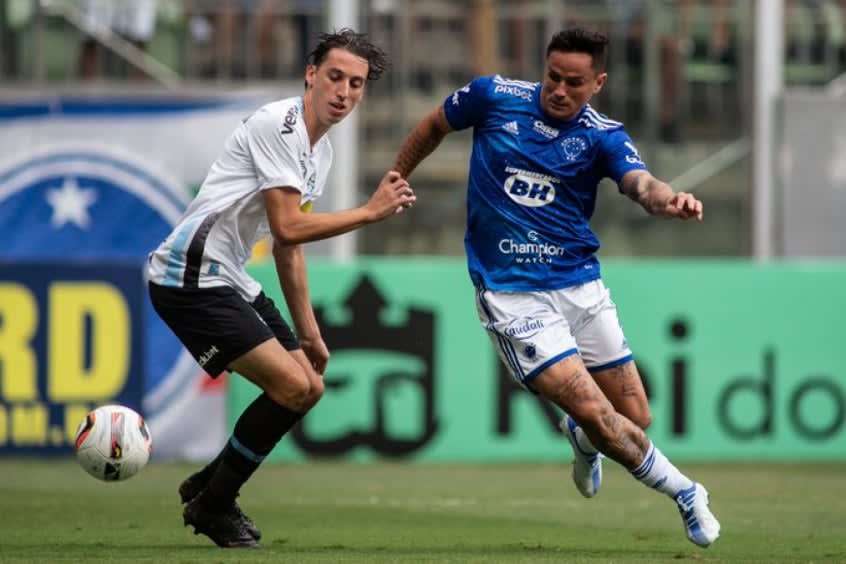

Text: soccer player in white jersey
xmin=147 ymin=29 xmax=415 ymax=548
xmin=391 ymin=28 xmax=720 ymax=548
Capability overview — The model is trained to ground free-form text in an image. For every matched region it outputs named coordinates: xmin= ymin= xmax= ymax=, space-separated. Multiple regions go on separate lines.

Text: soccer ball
xmin=74 ymin=404 xmax=152 ymax=482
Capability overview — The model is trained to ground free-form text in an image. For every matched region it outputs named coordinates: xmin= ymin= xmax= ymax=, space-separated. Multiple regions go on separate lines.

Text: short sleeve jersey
xmin=443 ymin=74 xmax=647 ymax=291
xmin=147 ymin=97 xmax=332 ymax=301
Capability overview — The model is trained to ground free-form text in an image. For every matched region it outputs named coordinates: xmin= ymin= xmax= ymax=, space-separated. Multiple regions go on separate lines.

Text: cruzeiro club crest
xmin=294 ymin=275 xmax=439 ymax=457
xmin=560 ymin=136 xmax=587 ymax=161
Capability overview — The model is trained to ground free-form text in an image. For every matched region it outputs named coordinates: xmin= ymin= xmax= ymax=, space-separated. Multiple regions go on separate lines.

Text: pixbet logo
xmin=494 ymin=84 xmax=532 ymax=101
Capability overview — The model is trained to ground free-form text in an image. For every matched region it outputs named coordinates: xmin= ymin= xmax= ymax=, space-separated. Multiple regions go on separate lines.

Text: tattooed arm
xmin=392 ymin=106 xmax=454 ymax=178
xmin=619 ymin=170 xmax=704 ymax=221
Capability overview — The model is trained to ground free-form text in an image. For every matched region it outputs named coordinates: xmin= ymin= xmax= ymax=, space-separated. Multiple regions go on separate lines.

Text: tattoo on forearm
xmin=625 ymin=173 xmax=669 ymax=215
xmin=624 ymin=173 xmax=647 ymax=204
xmin=644 ymin=177 xmax=665 ymax=213
xmin=394 ymin=127 xmax=444 ymax=177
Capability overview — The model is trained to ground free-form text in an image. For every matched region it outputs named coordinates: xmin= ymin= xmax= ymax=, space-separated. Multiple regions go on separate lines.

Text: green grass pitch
xmin=1 ymin=459 xmax=844 ymax=563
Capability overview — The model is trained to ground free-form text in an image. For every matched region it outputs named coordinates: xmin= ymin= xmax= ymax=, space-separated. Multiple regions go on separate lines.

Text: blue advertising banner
xmin=0 ymin=93 xmax=285 ymax=459
xmin=0 ymin=262 xmax=145 ymax=454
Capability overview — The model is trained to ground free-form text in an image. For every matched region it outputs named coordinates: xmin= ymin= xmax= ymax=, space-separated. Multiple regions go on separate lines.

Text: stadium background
xmin=1 ymin=0 xmax=845 ymax=467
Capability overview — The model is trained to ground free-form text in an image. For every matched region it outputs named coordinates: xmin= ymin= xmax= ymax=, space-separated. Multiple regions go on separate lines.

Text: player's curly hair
xmin=546 ymin=28 xmax=608 ymax=71
xmin=308 ymin=28 xmax=389 ymax=82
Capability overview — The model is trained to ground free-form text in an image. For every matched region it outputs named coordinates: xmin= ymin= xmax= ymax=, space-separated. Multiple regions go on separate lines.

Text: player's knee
xmin=301 ymin=376 xmax=325 ymax=411
xmin=266 ymin=368 xmax=312 ymax=411
xmin=571 ymin=403 xmax=613 ymax=440
xmin=630 ymin=407 xmax=652 ymax=430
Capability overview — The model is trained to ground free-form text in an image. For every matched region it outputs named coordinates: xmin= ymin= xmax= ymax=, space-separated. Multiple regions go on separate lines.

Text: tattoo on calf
xmin=605 ymin=364 xmax=641 ymax=398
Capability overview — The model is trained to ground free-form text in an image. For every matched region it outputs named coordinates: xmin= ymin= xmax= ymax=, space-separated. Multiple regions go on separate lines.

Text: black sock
xmin=192 ymin=451 xmax=223 ymax=485
xmin=204 ymin=393 xmax=303 ymax=507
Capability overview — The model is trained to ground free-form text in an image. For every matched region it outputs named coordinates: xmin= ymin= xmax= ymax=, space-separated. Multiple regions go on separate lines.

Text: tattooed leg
xmin=591 ymin=361 xmax=652 ymax=430
xmin=533 ymin=355 xmax=648 ymax=469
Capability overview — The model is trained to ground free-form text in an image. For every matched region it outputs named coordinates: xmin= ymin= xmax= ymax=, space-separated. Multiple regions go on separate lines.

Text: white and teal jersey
xmin=443 ymin=75 xmax=647 ymax=291
xmin=147 ymin=96 xmax=332 ymax=301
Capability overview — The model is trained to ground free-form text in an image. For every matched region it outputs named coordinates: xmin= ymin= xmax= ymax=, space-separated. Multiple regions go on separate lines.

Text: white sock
xmin=630 ymin=442 xmax=694 ymax=497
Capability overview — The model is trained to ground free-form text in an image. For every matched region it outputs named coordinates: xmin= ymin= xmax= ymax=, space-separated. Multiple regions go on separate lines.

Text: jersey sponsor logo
xmin=299 ymin=153 xmax=308 ymax=177
xmin=624 ymin=141 xmax=644 ymax=165
xmin=197 ymin=345 xmax=220 ymax=367
xmin=451 ymin=83 xmax=471 ymax=106
xmin=498 ymin=231 xmax=567 ymax=264
xmin=493 ymin=75 xmax=536 ymax=89
xmin=280 ymin=104 xmax=298 ymax=134
xmin=502 ymin=121 xmax=520 ymax=136
xmin=533 ymin=120 xmax=558 ymax=139
xmin=494 ymin=84 xmax=533 ymax=102
xmin=504 ymin=317 xmax=545 ymax=338
xmin=298 ymin=152 xmax=317 ymax=195
xmin=503 ymin=167 xmax=558 ymax=207
xmin=561 ymin=136 xmax=588 ymax=161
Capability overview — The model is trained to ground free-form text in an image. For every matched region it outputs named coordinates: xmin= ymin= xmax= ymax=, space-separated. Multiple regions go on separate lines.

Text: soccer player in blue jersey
xmin=392 ymin=28 xmax=720 ymax=547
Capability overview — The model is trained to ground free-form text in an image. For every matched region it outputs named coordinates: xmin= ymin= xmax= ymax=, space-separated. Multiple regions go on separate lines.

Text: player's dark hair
xmin=546 ymin=28 xmax=608 ymax=71
xmin=307 ymin=28 xmax=389 ymax=82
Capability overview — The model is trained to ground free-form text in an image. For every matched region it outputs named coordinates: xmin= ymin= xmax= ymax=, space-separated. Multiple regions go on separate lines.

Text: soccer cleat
xmin=183 ymin=492 xmax=259 ymax=548
xmin=179 ymin=472 xmax=262 ymax=540
xmin=675 ymin=483 xmax=721 ymax=547
xmin=559 ymin=414 xmax=603 ymax=498
xmin=178 ymin=470 xmax=207 ymax=503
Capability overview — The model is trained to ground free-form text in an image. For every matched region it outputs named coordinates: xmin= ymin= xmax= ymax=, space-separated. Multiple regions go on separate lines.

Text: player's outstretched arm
xmin=393 ymin=106 xmax=454 ymax=177
xmin=273 ymin=242 xmax=329 ymax=373
xmin=619 ymin=170 xmax=704 ymax=221
xmin=263 ymin=171 xmax=416 ymax=245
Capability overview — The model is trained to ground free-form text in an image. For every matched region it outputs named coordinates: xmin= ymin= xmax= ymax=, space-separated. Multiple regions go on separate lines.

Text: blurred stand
xmin=76 ymin=0 xmax=158 ymax=80
xmin=2 ymin=0 xmax=845 ymax=258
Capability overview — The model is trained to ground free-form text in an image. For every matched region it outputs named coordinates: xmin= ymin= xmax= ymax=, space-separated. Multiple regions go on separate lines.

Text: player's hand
xmin=300 ymin=335 xmax=330 ymax=374
xmin=366 ymin=170 xmax=416 ymax=220
xmin=664 ymin=192 xmax=703 ymax=221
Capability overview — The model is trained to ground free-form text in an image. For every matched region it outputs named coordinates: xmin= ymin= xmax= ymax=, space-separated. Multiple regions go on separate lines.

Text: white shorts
xmin=475 ymin=279 xmax=633 ymax=388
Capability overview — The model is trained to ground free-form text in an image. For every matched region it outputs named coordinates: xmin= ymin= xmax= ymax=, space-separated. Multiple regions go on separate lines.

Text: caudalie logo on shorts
xmin=504 ymin=317 xmax=545 ymax=338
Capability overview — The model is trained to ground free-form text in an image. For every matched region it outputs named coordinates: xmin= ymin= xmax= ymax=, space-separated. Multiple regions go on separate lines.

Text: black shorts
xmin=148 ymin=282 xmax=299 ymax=377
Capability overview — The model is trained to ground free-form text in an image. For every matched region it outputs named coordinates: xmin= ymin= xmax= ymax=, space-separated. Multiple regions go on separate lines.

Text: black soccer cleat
xmin=178 ymin=471 xmax=206 ymax=504
xmin=179 ymin=472 xmax=262 ymax=540
xmin=182 ymin=493 xmax=259 ymax=548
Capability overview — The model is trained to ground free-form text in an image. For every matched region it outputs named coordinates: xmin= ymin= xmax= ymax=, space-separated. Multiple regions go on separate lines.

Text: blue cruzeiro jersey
xmin=443 ymin=74 xmax=648 ymax=291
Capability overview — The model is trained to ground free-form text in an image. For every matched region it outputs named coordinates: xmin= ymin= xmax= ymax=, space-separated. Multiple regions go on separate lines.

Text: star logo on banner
xmin=46 ymin=177 xmax=97 ymax=229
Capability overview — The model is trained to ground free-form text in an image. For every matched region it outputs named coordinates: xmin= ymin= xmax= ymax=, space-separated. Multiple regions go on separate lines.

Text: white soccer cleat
xmin=559 ymin=414 xmax=603 ymax=498
xmin=675 ymin=483 xmax=721 ymax=547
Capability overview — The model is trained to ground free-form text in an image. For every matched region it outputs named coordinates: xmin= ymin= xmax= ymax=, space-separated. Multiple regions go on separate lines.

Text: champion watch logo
xmin=502 ymin=121 xmax=520 ymax=136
